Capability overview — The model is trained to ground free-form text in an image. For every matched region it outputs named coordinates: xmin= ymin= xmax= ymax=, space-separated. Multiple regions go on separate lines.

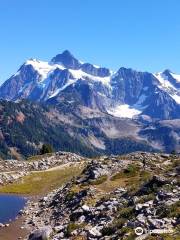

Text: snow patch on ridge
xmin=48 ymin=68 xmax=112 ymax=98
xmin=93 ymin=64 xmax=100 ymax=69
xmin=69 ymin=69 xmax=111 ymax=86
xmin=170 ymin=94 xmax=180 ymax=104
xmin=154 ymin=72 xmax=176 ymax=90
xmin=25 ymin=59 xmax=65 ymax=80
xmin=107 ymin=104 xmax=141 ymax=119
xmin=171 ymin=73 xmax=180 ymax=83
xmin=154 ymin=72 xmax=180 ymax=104
xmin=13 ymin=71 xmax=20 ymax=77
xmin=48 ymin=79 xmax=77 ymax=99
xmin=23 ymin=59 xmax=113 ymax=99
xmin=134 ymin=94 xmax=147 ymax=108
xmin=25 ymin=59 xmax=111 ymax=87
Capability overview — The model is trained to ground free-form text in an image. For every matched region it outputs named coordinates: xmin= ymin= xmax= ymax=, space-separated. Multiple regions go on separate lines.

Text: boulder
xmin=28 ymin=226 xmax=53 ymax=240
xmin=88 ymin=226 xmax=102 ymax=238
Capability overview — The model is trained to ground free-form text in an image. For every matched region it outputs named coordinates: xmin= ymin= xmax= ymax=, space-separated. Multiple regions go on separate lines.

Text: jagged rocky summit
xmin=0 ymin=50 xmax=179 ymax=120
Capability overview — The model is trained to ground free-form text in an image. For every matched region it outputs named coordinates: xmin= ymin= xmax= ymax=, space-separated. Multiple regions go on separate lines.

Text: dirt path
xmin=0 ymin=217 xmax=28 ymax=240
xmin=31 ymin=161 xmax=75 ymax=173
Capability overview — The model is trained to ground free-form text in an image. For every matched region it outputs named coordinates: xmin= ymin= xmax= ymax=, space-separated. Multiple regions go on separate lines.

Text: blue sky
xmin=0 ymin=0 xmax=180 ymax=84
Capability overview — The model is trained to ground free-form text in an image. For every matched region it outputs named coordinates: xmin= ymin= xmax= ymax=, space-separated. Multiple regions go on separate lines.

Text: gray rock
xmin=28 ymin=226 xmax=53 ymax=240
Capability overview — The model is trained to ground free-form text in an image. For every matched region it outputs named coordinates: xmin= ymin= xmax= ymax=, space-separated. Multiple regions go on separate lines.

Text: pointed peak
xmin=162 ymin=69 xmax=173 ymax=75
xmin=61 ymin=50 xmax=74 ymax=57
xmin=50 ymin=50 xmax=81 ymax=70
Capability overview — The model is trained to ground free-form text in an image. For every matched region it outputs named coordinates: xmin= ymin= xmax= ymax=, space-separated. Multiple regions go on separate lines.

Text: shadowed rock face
xmin=51 ymin=50 xmax=81 ymax=69
xmin=111 ymin=68 xmax=157 ymax=104
xmin=0 ymin=51 xmax=179 ymax=158
xmin=0 ymin=64 xmax=40 ymax=101
xmin=143 ymin=88 xmax=180 ymax=119
xmin=0 ymin=50 xmax=179 ymax=120
xmin=81 ymin=63 xmax=110 ymax=77
xmin=162 ymin=69 xmax=180 ymax=89
xmin=51 ymin=50 xmax=110 ymax=77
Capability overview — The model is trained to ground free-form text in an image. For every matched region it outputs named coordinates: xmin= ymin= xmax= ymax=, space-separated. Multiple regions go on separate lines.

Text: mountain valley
xmin=0 ymin=50 xmax=179 ymax=158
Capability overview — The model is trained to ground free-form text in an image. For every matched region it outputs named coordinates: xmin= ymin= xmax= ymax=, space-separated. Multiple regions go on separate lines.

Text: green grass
xmin=108 ymin=166 xmax=152 ymax=196
xmin=111 ymin=164 xmax=140 ymax=181
xmin=0 ymin=164 xmax=83 ymax=195
xmin=117 ymin=207 xmax=135 ymax=219
xmin=123 ymin=164 xmax=139 ymax=176
xmin=91 ymin=175 xmax=108 ymax=185
xmin=27 ymin=153 xmax=54 ymax=161
xmin=110 ymin=171 xmax=124 ymax=181
xmin=139 ymin=170 xmax=151 ymax=182
xmin=157 ymin=201 xmax=180 ymax=218
xmin=66 ymin=222 xmax=86 ymax=237
xmin=137 ymin=193 xmax=155 ymax=203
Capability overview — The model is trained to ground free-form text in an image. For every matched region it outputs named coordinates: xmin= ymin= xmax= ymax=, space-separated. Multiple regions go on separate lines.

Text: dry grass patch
xmin=27 ymin=153 xmax=54 ymax=161
xmin=90 ymin=175 xmax=108 ymax=185
xmin=94 ymin=167 xmax=151 ymax=194
xmin=96 ymin=175 xmax=140 ymax=193
xmin=0 ymin=164 xmax=83 ymax=195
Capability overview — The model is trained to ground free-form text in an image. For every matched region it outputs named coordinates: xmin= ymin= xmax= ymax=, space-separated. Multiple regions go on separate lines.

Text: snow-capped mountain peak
xmin=154 ymin=70 xmax=180 ymax=104
xmin=24 ymin=59 xmax=65 ymax=80
xmin=51 ymin=50 xmax=81 ymax=70
xmin=0 ymin=51 xmax=179 ymax=120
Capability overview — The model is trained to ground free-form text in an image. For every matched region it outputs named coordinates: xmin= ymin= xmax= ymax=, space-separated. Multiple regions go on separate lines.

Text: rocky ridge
xmin=19 ymin=152 xmax=180 ymax=240
xmin=0 ymin=152 xmax=84 ymax=185
xmin=0 ymin=50 xmax=179 ymax=120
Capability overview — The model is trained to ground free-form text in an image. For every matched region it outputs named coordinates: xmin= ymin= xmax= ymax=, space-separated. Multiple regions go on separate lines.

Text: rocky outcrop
xmin=21 ymin=152 xmax=180 ymax=240
xmin=28 ymin=226 xmax=53 ymax=240
xmin=0 ymin=152 xmax=84 ymax=185
xmin=51 ymin=50 xmax=82 ymax=70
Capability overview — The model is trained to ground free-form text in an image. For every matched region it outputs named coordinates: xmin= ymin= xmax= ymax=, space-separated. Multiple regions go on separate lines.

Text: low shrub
xmin=118 ymin=207 xmax=135 ymax=219
xmin=124 ymin=164 xmax=139 ymax=177
xmin=66 ymin=222 xmax=85 ymax=237
xmin=91 ymin=175 xmax=108 ymax=185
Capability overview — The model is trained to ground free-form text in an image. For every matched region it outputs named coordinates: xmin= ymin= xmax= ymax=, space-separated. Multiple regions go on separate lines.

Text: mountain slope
xmin=0 ymin=100 xmax=100 ymax=159
xmin=0 ymin=50 xmax=179 ymax=120
xmin=0 ymin=51 xmax=179 ymax=158
xmin=0 ymin=99 xmax=163 ymax=159
xmin=0 ymin=99 xmax=180 ymax=159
